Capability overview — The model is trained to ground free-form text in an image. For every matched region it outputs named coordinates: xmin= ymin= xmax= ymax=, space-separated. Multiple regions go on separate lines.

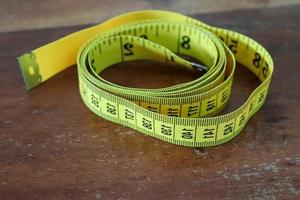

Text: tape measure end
xmin=17 ymin=52 xmax=42 ymax=90
xmin=191 ymin=62 xmax=208 ymax=74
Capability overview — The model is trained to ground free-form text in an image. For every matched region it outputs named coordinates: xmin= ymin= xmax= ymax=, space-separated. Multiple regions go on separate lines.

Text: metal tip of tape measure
xmin=191 ymin=62 xmax=208 ymax=74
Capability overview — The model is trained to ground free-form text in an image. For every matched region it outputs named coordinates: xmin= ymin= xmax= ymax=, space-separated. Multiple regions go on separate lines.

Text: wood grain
xmin=2 ymin=0 xmax=299 ymax=32
xmin=0 ymin=5 xmax=299 ymax=200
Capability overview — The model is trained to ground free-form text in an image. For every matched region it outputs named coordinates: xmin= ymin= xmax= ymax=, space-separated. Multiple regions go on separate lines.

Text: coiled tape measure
xmin=17 ymin=10 xmax=273 ymax=147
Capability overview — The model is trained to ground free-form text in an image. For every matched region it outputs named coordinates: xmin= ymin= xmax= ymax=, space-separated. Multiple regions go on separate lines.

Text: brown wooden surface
xmin=0 ymin=5 xmax=300 ymax=200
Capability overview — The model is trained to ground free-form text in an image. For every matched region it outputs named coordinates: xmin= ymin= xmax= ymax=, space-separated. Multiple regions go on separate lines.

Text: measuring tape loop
xmin=18 ymin=10 xmax=273 ymax=147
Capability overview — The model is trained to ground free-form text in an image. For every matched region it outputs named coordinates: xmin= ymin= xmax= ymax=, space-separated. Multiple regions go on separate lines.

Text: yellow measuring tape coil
xmin=17 ymin=10 xmax=273 ymax=147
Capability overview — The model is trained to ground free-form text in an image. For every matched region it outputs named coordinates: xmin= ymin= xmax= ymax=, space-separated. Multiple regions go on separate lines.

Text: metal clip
xmin=17 ymin=52 xmax=42 ymax=90
xmin=191 ymin=62 xmax=208 ymax=74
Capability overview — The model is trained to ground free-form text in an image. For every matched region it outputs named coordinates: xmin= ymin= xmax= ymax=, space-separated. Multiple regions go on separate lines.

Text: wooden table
xmin=1 ymin=5 xmax=299 ymax=200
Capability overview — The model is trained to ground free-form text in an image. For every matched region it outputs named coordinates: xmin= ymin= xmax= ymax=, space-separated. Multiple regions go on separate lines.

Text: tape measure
xmin=17 ymin=10 xmax=273 ymax=147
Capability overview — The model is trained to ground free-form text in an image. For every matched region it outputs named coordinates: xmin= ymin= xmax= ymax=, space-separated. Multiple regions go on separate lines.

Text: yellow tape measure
xmin=17 ymin=10 xmax=273 ymax=147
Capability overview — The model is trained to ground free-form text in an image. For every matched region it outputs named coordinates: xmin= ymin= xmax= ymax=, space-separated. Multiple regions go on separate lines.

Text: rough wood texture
xmin=2 ymin=0 xmax=299 ymax=32
xmin=0 ymin=5 xmax=299 ymax=200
